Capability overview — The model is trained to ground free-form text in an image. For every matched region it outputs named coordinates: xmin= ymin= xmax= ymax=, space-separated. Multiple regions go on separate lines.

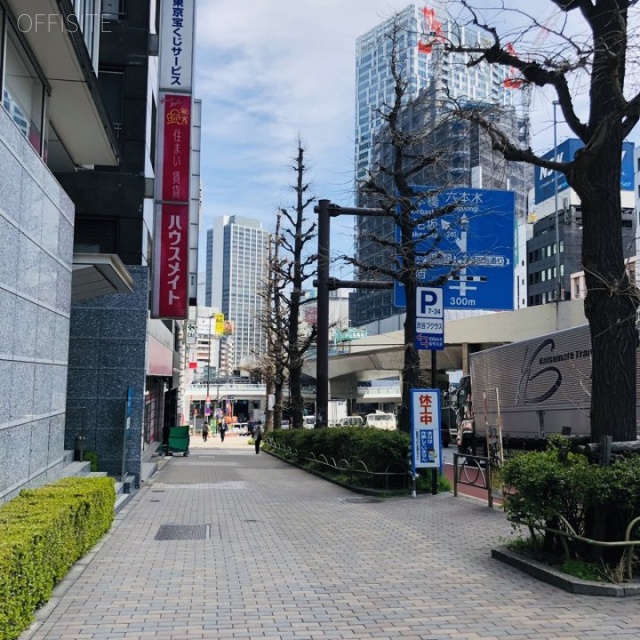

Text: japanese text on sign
xmin=410 ymin=389 xmax=442 ymax=469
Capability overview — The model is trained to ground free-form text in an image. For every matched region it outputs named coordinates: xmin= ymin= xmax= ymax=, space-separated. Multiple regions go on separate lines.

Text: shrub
xmin=83 ymin=450 xmax=99 ymax=472
xmin=502 ymin=448 xmax=640 ymax=564
xmin=0 ymin=477 xmax=115 ymax=640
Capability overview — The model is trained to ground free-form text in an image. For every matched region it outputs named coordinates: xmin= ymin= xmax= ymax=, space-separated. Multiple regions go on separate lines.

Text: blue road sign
xmin=394 ymin=187 xmax=515 ymax=311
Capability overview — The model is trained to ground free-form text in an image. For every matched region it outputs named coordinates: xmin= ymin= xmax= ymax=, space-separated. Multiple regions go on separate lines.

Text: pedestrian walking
xmin=219 ymin=421 xmax=227 ymax=442
xmin=253 ymin=421 xmax=263 ymax=454
xmin=202 ymin=421 xmax=209 ymax=442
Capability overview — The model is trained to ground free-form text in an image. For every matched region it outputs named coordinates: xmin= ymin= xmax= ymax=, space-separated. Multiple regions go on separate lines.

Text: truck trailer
xmin=452 ymin=323 xmax=636 ymax=454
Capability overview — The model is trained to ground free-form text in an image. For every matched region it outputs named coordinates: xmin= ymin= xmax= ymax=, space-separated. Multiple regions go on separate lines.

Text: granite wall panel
xmin=66 ymin=266 xmax=149 ymax=487
xmin=0 ymin=105 xmax=74 ymax=504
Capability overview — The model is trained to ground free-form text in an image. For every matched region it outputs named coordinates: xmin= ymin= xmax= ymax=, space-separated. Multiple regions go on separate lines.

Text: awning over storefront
xmin=72 ymin=253 xmax=134 ymax=301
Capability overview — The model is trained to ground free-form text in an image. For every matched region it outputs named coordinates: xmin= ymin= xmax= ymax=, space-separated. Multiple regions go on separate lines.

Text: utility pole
xmin=553 ymin=100 xmax=562 ymax=302
xmin=314 ymin=200 xmax=392 ymax=428
xmin=205 ymin=314 xmax=213 ymax=425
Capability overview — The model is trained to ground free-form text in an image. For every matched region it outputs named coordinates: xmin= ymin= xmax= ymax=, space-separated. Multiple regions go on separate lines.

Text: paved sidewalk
xmin=21 ymin=436 xmax=640 ymax=640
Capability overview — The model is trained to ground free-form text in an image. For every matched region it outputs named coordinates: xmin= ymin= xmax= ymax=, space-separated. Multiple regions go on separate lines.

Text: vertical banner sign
xmin=159 ymin=0 xmax=195 ymax=91
xmin=214 ymin=313 xmax=225 ymax=336
xmin=156 ymin=204 xmax=189 ymax=317
xmin=411 ymin=389 xmax=442 ymax=472
xmin=161 ymin=94 xmax=192 ymax=202
xmin=152 ymin=0 xmax=196 ymax=320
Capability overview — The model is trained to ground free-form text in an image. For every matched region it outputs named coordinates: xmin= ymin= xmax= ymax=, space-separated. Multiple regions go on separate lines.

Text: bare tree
xmin=448 ymin=0 xmax=640 ymax=442
xmin=345 ymin=19 xmax=480 ymax=433
xmin=255 ymin=213 xmax=288 ymax=432
xmin=256 ymin=142 xmax=318 ymax=431
xmin=279 ymin=141 xmax=318 ymax=429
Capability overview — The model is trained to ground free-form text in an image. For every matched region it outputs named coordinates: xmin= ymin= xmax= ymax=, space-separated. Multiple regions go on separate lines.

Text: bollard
xmin=74 ymin=435 xmax=86 ymax=462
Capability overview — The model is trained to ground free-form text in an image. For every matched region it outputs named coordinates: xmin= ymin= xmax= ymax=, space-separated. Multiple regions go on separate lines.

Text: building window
xmin=98 ymin=69 xmax=124 ymax=140
xmin=102 ymin=0 xmax=127 ymax=21
xmin=2 ymin=24 xmax=47 ymax=156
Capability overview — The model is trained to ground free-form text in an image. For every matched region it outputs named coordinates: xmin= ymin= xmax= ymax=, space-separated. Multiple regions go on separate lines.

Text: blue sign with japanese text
xmin=534 ymin=139 xmax=634 ymax=204
xmin=394 ymin=187 xmax=515 ymax=311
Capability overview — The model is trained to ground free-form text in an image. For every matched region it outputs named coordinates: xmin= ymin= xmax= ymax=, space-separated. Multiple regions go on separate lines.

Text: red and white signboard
xmin=160 ymin=93 xmax=191 ymax=202
xmin=152 ymin=0 xmax=197 ymax=320
xmin=159 ymin=0 xmax=196 ymax=92
xmin=153 ymin=204 xmax=189 ymax=318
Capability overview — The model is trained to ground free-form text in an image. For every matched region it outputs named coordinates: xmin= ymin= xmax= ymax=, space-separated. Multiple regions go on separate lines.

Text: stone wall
xmin=66 ymin=267 xmax=148 ymax=485
xmin=0 ymin=108 xmax=74 ymax=504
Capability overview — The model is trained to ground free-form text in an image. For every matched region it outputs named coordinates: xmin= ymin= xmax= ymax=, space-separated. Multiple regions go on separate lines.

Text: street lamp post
xmin=553 ymin=100 xmax=562 ymax=302
xmin=205 ymin=314 xmax=213 ymax=424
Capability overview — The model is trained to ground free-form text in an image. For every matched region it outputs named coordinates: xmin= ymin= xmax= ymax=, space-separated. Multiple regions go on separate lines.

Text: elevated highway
xmin=186 ymin=301 xmax=587 ymax=409
xmin=303 ymin=300 xmax=588 ymax=395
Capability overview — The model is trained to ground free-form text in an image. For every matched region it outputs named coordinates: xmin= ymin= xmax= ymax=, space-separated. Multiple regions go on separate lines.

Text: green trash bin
xmin=167 ymin=426 xmax=190 ymax=456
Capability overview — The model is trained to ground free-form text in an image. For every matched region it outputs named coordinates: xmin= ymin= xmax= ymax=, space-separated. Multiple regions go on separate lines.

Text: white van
xmin=365 ymin=412 xmax=397 ymax=430
xmin=303 ymin=416 xmax=316 ymax=429
xmin=339 ymin=416 xmax=364 ymax=428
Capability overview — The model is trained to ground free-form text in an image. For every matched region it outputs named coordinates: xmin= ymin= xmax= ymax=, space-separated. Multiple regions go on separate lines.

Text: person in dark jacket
xmin=253 ymin=421 xmax=263 ymax=454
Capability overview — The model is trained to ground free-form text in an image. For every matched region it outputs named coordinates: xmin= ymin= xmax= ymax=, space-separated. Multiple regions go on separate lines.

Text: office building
xmin=0 ymin=2 xmax=201 ymax=503
xmin=526 ymin=139 xmax=636 ymax=306
xmin=0 ymin=2 xmax=121 ymax=503
xmin=352 ymin=4 xmax=530 ymax=326
xmin=206 ymin=217 xmax=270 ymax=369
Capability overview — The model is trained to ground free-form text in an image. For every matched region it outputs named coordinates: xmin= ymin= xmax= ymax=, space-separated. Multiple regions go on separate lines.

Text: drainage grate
xmin=343 ymin=496 xmax=383 ymax=504
xmin=154 ymin=524 xmax=210 ymax=541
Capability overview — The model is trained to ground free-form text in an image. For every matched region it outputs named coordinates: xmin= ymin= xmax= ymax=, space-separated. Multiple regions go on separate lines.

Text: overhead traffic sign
xmin=394 ymin=187 xmax=515 ymax=311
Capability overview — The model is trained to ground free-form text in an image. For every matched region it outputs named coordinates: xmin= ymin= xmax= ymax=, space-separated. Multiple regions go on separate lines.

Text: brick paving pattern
xmin=21 ymin=434 xmax=640 ymax=640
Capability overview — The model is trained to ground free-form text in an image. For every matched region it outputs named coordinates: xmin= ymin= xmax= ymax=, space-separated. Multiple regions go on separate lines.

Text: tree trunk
xmin=572 ymin=134 xmax=638 ymax=443
xmin=399 ymin=277 xmax=420 ymax=434
xmin=289 ymin=358 xmax=304 ymax=429
xmin=274 ymin=378 xmax=285 ymax=429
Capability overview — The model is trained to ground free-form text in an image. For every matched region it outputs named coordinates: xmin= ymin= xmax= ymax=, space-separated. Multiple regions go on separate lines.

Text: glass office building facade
xmin=352 ymin=4 xmax=530 ymax=326
xmin=206 ymin=216 xmax=270 ymax=369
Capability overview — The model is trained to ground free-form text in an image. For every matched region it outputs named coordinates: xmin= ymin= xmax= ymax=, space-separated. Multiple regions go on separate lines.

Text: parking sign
xmin=415 ymin=286 xmax=444 ymax=351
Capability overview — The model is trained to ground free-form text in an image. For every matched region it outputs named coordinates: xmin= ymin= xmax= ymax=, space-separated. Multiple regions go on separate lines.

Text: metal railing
xmin=510 ymin=514 xmax=640 ymax=582
xmin=452 ymin=452 xmax=494 ymax=508
xmin=265 ymin=438 xmax=408 ymax=490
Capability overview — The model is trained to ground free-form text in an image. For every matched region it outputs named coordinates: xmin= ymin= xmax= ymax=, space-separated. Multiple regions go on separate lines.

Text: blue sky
xmin=192 ymin=1 xmax=596 ymax=269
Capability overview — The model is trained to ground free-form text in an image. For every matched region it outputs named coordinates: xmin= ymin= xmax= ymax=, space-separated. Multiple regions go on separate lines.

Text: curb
xmin=492 ymin=546 xmax=640 ymax=597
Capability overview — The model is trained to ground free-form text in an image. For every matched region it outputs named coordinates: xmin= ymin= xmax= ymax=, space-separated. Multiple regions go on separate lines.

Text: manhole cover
xmin=154 ymin=524 xmax=210 ymax=540
xmin=343 ymin=496 xmax=382 ymax=504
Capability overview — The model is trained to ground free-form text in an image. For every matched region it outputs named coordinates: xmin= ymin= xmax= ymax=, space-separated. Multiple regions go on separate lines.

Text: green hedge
xmin=0 ymin=477 xmax=115 ymax=640
xmin=267 ymin=427 xmax=410 ymax=472
xmin=266 ymin=428 xmax=451 ymax=493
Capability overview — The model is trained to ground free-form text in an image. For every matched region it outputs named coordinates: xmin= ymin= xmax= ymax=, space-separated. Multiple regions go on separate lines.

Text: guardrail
xmin=510 ymin=514 xmax=640 ymax=581
xmin=265 ymin=438 xmax=408 ymax=491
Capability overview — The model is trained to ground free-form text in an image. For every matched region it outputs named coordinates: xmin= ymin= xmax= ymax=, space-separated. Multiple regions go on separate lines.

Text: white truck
xmin=327 ymin=399 xmax=348 ymax=427
xmin=452 ymin=323 xmax=613 ymax=454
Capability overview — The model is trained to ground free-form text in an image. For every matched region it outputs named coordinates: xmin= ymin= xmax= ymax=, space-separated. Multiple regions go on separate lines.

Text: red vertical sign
xmin=157 ymin=204 xmax=189 ymax=318
xmin=153 ymin=92 xmax=192 ymax=318
xmin=161 ymin=94 xmax=191 ymax=202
